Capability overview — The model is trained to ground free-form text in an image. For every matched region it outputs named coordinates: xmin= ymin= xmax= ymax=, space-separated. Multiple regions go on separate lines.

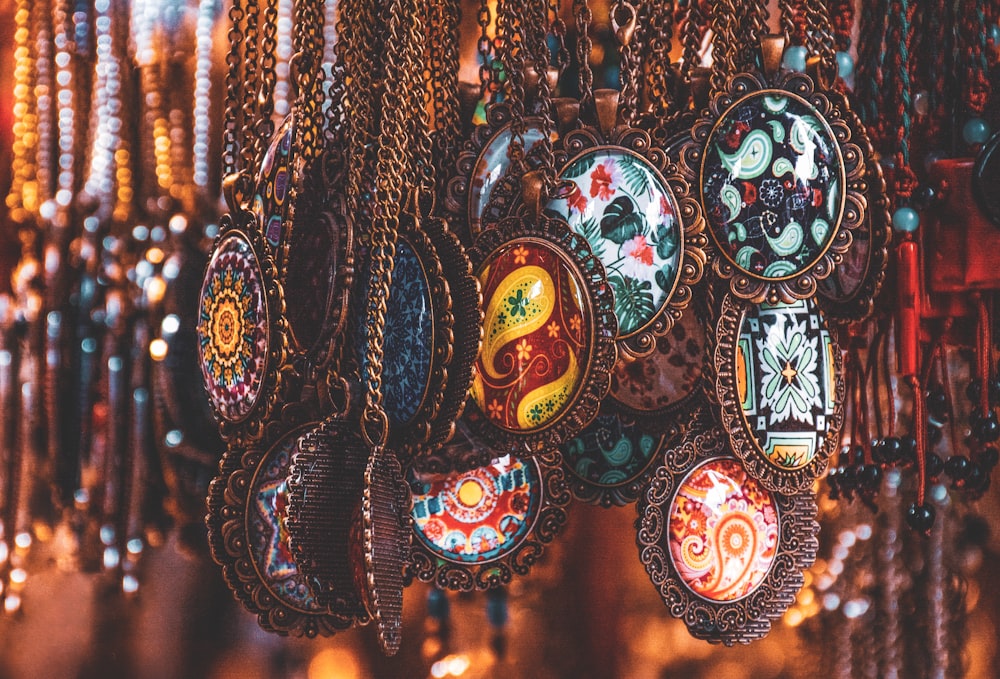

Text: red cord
xmin=976 ymin=293 xmax=991 ymax=418
xmin=908 ymin=374 xmax=927 ymax=506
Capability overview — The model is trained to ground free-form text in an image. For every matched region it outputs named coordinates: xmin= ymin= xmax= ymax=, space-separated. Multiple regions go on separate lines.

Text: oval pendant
xmin=465 ymin=213 xmax=617 ymax=454
xmin=196 ymin=213 xmax=284 ymax=439
xmin=205 ymin=421 xmax=364 ymax=637
xmin=559 ymin=412 xmax=667 ymax=507
xmin=253 ymin=115 xmax=296 ymax=253
xmin=711 ymin=293 xmax=844 ymax=493
xmin=407 ymin=451 xmax=570 ymax=591
xmin=679 ymin=72 xmax=868 ymax=303
xmin=636 ymin=407 xmax=818 ymax=645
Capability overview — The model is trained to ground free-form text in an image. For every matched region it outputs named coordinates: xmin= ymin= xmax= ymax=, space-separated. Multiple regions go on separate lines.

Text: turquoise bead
xmin=892 ymin=207 xmax=920 ymax=233
xmin=836 ymin=51 xmax=854 ymax=79
xmin=990 ymin=24 xmax=1000 ymax=44
xmin=963 ymin=118 xmax=990 ymax=145
xmin=782 ymin=46 xmax=807 ymax=73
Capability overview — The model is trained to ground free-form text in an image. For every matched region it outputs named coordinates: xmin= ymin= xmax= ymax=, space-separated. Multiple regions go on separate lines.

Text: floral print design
xmin=548 ymin=149 xmax=682 ymax=336
xmin=757 ymin=312 xmax=821 ymax=424
xmin=561 ymin=414 xmax=659 ymax=487
xmin=702 ymin=93 xmax=843 ymax=280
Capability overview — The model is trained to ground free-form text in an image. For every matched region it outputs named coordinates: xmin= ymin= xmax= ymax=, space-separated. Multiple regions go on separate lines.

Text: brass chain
xmin=477 ymin=0 xmax=496 ymax=101
xmin=646 ymin=0 xmax=675 ymax=125
xmin=778 ymin=0 xmax=797 ymax=47
xmin=222 ymin=0 xmax=245 ymax=178
xmin=293 ymin=0 xmax=325 ymax=163
xmin=550 ymin=0 xmax=569 ymax=81
xmin=804 ymin=0 xmax=837 ymax=74
xmin=680 ymin=0 xmax=703 ymax=86
xmin=612 ymin=0 xmax=639 ymax=124
xmin=401 ymin=0 xmax=431 ymax=201
xmin=429 ymin=0 xmax=461 ymax=196
xmin=256 ymin=0 xmax=278 ymax=145
xmin=502 ymin=0 xmax=529 ymax=174
xmin=324 ymin=0 xmax=347 ymax=152
xmin=529 ymin=0 xmax=558 ymax=188
xmin=239 ymin=0 xmax=261 ymax=172
xmin=574 ymin=0 xmax=594 ymax=116
xmin=709 ymin=0 xmax=737 ymax=98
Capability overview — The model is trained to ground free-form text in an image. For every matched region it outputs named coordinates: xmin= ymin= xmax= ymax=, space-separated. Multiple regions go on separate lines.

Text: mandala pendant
xmin=445 ymin=102 xmax=551 ymax=241
xmin=355 ymin=215 xmax=454 ymax=460
xmin=815 ymin=92 xmax=891 ymax=322
xmin=253 ymin=112 xmax=354 ymax=371
xmin=678 ymin=70 xmax=868 ymax=304
xmin=548 ymin=89 xmax=707 ymax=359
xmin=196 ymin=209 xmax=285 ymax=442
xmin=406 ymin=450 xmax=570 ymax=591
xmin=637 ymin=407 xmax=818 ymax=645
xmin=362 ymin=445 xmax=412 ymax=656
xmin=606 ymin=306 xmax=707 ymax=433
xmin=464 ymin=211 xmax=617 ymax=455
xmin=558 ymin=411 xmax=669 ymax=507
xmin=284 ymin=419 xmax=372 ymax=622
xmin=709 ymin=292 xmax=844 ymax=494
xmin=205 ymin=420 xmax=362 ymax=637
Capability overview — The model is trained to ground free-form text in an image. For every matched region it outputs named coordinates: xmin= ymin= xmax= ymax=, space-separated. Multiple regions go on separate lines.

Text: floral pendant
xmin=636 ymin=407 xmax=818 ymax=645
xmin=205 ymin=418 xmax=365 ymax=637
xmin=709 ymin=292 xmax=844 ymax=494
xmin=406 ymin=450 xmax=570 ymax=591
xmin=558 ymin=410 xmax=670 ymax=507
xmin=549 ymin=89 xmax=707 ymax=359
xmin=196 ymin=209 xmax=286 ymax=443
xmin=464 ymin=211 xmax=617 ymax=455
xmin=678 ymin=70 xmax=869 ymax=304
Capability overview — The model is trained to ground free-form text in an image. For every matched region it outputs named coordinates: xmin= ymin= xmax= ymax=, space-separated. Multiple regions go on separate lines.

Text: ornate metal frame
xmin=815 ymin=91 xmax=890 ymax=322
xmin=559 ymin=408 xmax=673 ymax=507
xmin=197 ymin=209 xmax=287 ymax=444
xmin=406 ymin=450 xmax=571 ymax=591
xmin=205 ymin=410 xmax=363 ymax=637
xmin=678 ymin=70 xmax=868 ymax=304
xmin=464 ymin=213 xmax=618 ymax=456
xmin=553 ymin=107 xmax=708 ymax=360
xmin=711 ymin=292 xmax=845 ymax=494
xmin=636 ymin=408 xmax=819 ymax=645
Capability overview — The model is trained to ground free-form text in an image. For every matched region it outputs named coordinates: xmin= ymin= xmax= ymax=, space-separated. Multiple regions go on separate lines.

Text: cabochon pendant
xmin=253 ymin=112 xmax=354 ymax=372
xmin=678 ymin=65 xmax=868 ymax=304
xmin=558 ymin=411 xmax=669 ymax=507
xmin=464 ymin=208 xmax=618 ymax=455
xmin=445 ymin=102 xmax=551 ymax=242
xmin=636 ymin=407 xmax=818 ymax=645
xmin=284 ymin=419 xmax=372 ymax=624
xmin=815 ymin=93 xmax=891 ymax=322
xmin=196 ymin=209 xmax=286 ymax=442
xmin=406 ymin=451 xmax=570 ymax=591
xmin=362 ymin=445 xmax=412 ymax=656
xmin=710 ymin=292 xmax=844 ymax=494
xmin=356 ymin=215 xmax=454 ymax=462
xmin=205 ymin=420 xmax=360 ymax=637
xmin=548 ymin=89 xmax=707 ymax=360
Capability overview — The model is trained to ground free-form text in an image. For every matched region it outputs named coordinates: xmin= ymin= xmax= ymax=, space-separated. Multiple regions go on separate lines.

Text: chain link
xmin=239 ymin=0 xmax=261 ymax=172
xmin=574 ymin=0 xmax=594 ymax=116
xmin=222 ymin=0 xmax=245 ymax=178
xmin=612 ymin=0 xmax=639 ymax=124
xmin=805 ymin=0 xmax=836 ymax=75
xmin=256 ymin=0 xmax=278 ymax=146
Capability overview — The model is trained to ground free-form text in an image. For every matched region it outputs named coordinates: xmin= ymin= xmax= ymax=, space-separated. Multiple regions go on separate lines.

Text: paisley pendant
xmin=549 ymin=90 xmax=708 ymax=359
xmin=196 ymin=210 xmax=285 ymax=441
xmin=559 ymin=412 xmax=668 ymax=507
xmin=205 ymin=421 xmax=363 ymax=637
xmin=465 ymin=212 xmax=617 ymax=455
xmin=710 ymin=292 xmax=844 ymax=493
xmin=636 ymin=407 xmax=818 ymax=645
xmin=678 ymin=71 xmax=868 ymax=303
xmin=407 ymin=450 xmax=570 ymax=591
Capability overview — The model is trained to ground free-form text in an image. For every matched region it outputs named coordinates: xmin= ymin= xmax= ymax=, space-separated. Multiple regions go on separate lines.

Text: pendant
xmin=464 ymin=206 xmax=617 ymax=455
xmin=406 ymin=450 xmax=570 ymax=591
xmin=636 ymin=407 xmax=818 ymax=645
xmin=559 ymin=410 xmax=670 ymax=507
xmin=677 ymin=61 xmax=869 ymax=304
xmin=196 ymin=209 xmax=286 ymax=442
xmin=549 ymin=89 xmax=708 ymax=359
xmin=709 ymin=292 xmax=844 ymax=494
xmin=205 ymin=417 xmax=363 ymax=637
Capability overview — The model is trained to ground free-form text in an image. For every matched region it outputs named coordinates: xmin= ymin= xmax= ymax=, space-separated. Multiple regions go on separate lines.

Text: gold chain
xmin=612 ymin=0 xmax=639 ymax=124
xmin=222 ymin=0 xmax=245 ymax=179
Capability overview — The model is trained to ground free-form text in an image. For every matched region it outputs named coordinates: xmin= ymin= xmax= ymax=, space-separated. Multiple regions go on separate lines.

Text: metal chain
xmin=550 ymin=0 xmax=569 ymax=81
xmin=644 ymin=0 xmax=674 ymax=124
xmin=612 ymin=0 xmax=639 ymax=124
xmin=500 ymin=0 xmax=528 ymax=174
xmin=292 ymin=0 xmax=326 ymax=163
xmin=239 ymin=0 xmax=261 ymax=172
xmin=574 ymin=0 xmax=594 ymax=116
xmin=222 ymin=0 xmax=245 ymax=178
xmin=680 ymin=0 xmax=703 ymax=86
xmin=778 ymin=0 xmax=797 ymax=48
xmin=708 ymin=0 xmax=736 ymax=98
xmin=805 ymin=0 xmax=836 ymax=75
xmin=256 ymin=0 xmax=278 ymax=145
xmin=430 ymin=0 xmax=462 ymax=194
xmin=477 ymin=0 xmax=496 ymax=101
xmin=530 ymin=0 xmax=558 ymax=186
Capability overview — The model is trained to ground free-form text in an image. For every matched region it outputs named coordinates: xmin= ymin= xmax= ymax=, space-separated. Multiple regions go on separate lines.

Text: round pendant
xmin=679 ymin=72 xmax=867 ymax=303
xmin=712 ymin=293 xmax=844 ymax=493
xmin=356 ymin=219 xmax=454 ymax=457
xmin=560 ymin=413 xmax=666 ymax=506
xmin=196 ymin=221 xmax=282 ymax=432
xmin=468 ymin=124 xmax=547 ymax=235
xmin=636 ymin=408 xmax=818 ymax=645
xmin=465 ymin=213 xmax=617 ymax=454
xmin=206 ymin=422 xmax=361 ymax=637
xmin=407 ymin=451 xmax=570 ymax=591
xmin=548 ymin=147 xmax=683 ymax=337
xmin=607 ymin=309 xmax=705 ymax=430
xmin=253 ymin=115 xmax=295 ymax=252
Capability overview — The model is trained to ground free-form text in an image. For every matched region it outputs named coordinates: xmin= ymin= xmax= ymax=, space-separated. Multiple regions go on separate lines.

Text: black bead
xmin=911 ymin=184 xmax=938 ymax=210
xmin=977 ymin=445 xmax=1000 ymax=469
xmin=860 ymin=464 xmax=882 ymax=490
xmin=926 ymin=384 xmax=948 ymax=418
xmin=927 ymin=425 xmax=943 ymax=446
xmin=840 ymin=465 xmax=859 ymax=490
xmin=872 ymin=439 xmax=888 ymax=464
xmin=906 ymin=502 xmax=936 ymax=533
xmin=852 ymin=445 xmax=866 ymax=466
xmin=973 ymin=411 xmax=1000 ymax=442
xmin=900 ymin=436 xmax=918 ymax=465
xmin=883 ymin=437 xmax=903 ymax=464
xmin=926 ymin=452 xmax=945 ymax=480
xmin=966 ymin=379 xmax=982 ymax=403
xmin=945 ymin=455 xmax=972 ymax=480
xmin=964 ymin=462 xmax=986 ymax=492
